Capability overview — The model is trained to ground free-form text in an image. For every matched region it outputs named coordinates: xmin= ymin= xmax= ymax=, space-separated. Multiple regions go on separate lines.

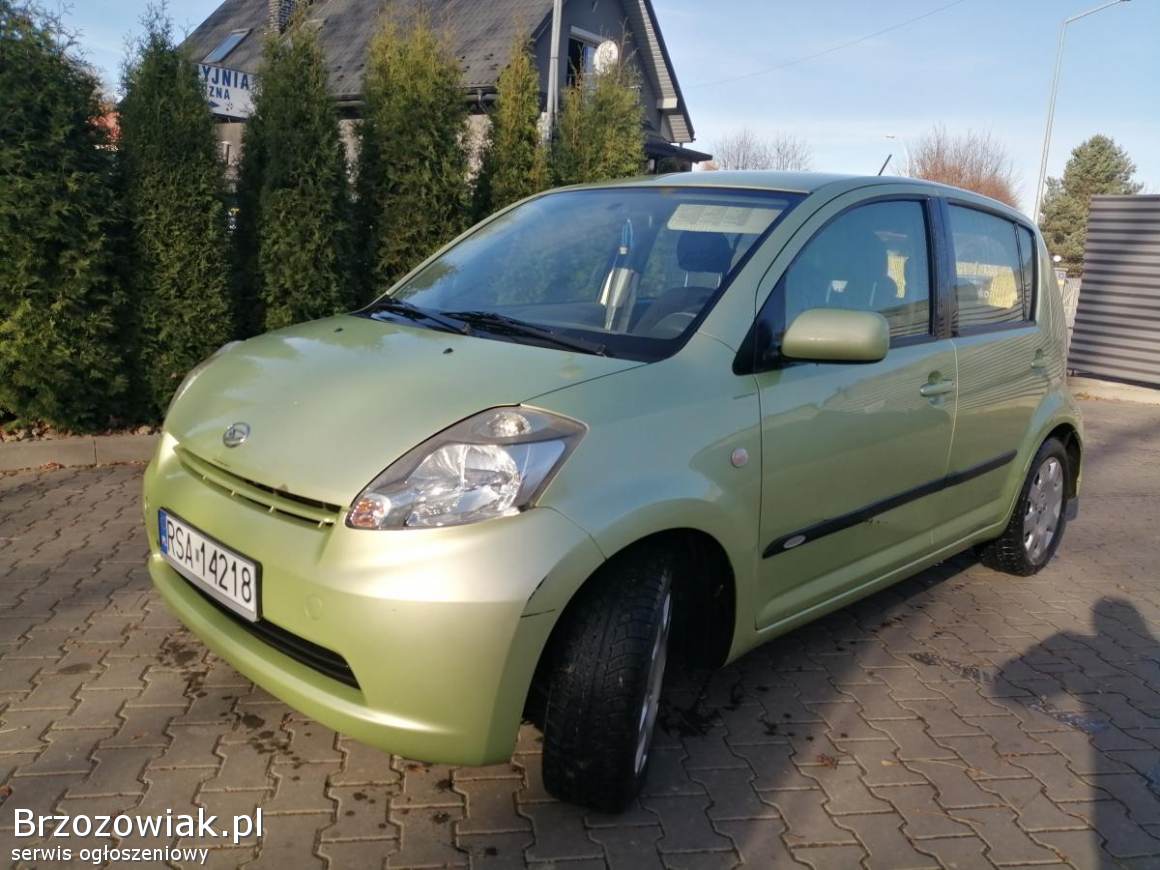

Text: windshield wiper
xmin=365 ymin=299 xmax=472 ymax=335
xmin=444 ymin=310 xmax=609 ymax=357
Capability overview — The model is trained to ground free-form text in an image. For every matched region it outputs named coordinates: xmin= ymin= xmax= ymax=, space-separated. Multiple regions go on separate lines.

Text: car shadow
xmin=650 ymin=553 xmax=1160 ymax=867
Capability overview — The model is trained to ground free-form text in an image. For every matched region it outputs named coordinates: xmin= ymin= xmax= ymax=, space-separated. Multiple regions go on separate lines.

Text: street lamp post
xmin=1033 ymin=0 xmax=1131 ymax=222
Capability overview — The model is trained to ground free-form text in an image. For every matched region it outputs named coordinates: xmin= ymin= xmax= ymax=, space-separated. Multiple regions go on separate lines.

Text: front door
xmin=752 ymin=197 xmax=957 ymax=631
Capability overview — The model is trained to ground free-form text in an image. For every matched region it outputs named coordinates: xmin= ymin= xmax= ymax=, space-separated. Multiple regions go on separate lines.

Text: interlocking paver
xmin=978 ymin=777 xmax=1087 ymax=833
xmin=837 ymin=812 xmax=939 ymax=868
xmin=791 ymin=843 xmax=869 ymax=869
xmin=519 ymin=802 xmax=602 ymax=862
xmin=764 ymin=787 xmax=860 ymax=846
xmin=688 ymin=765 xmax=778 ymax=821
xmin=322 ymin=783 xmax=397 ymax=842
xmin=872 ymin=783 xmax=976 ymax=840
xmin=643 ymin=793 xmax=734 ymax=855
xmin=904 ymin=759 xmax=1000 ymax=810
xmin=454 ymin=777 xmax=530 ymax=835
xmin=240 ymin=811 xmax=329 ymax=869
xmin=952 ymin=805 xmax=1063 ymax=865
xmin=456 ymin=832 xmax=533 ymax=869
xmin=587 ymin=824 xmax=664 ymax=869
xmin=266 ymin=760 xmax=340 ymax=813
xmin=1056 ymin=799 xmax=1160 ymax=859
xmin=3 ymin=399 xmax=1159 ymax=867
xmin=799 ymin=762 xmax=893 ymax=816
xmin=715 ymin=817 xmax=807 ymax=867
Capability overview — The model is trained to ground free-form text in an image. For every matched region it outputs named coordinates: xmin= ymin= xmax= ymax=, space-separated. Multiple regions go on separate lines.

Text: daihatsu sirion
xmin=145 ymin=172 xmax=1082 ymax=811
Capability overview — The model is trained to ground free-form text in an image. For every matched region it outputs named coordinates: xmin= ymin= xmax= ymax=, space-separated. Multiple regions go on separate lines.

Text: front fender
xmin=530 ymin=334 xmax=763 ymax=659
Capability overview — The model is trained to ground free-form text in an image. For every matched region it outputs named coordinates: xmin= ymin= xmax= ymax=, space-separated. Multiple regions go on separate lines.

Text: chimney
xmin=268 ymin=0 xmax=294 ymax=34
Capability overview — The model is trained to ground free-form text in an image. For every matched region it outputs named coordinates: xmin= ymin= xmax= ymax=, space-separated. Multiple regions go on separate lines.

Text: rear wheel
xmin=540 ymin=546 xmax=673 ymax=812
xmin=979 ymin=438 xmax=1069 ymax=576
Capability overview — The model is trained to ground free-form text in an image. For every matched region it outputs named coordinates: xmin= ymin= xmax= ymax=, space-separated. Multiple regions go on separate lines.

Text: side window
xmin=948 ymin=206 xmax=1030 ymax=331
xmin=783 ymin=200 xmax=932 ymax=340
xmin=1016 ymin=225 xmax=1037 ymax=321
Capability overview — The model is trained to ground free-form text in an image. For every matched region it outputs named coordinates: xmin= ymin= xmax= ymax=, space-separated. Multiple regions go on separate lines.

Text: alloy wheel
xmin=1023 ymin=456 xmax=1064 ymax=564
xmin=633 ymin=588 xmax=672 ymax=775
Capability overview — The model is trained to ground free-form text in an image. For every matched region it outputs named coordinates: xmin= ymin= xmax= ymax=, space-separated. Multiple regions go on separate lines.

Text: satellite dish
xmin=593 ymin=40 xmax=619 ymax=73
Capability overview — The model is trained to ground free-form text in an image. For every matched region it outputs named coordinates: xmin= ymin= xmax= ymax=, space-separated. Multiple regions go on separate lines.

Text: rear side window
xmin=783 ymin=200 xmax=932 ymax=340
xmin=948 ymin=206 xmax=1032 ymax=332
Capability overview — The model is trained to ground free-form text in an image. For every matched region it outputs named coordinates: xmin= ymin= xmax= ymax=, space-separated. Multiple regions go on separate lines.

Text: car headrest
xmin=677 ymin=231 xmax=733 ymax=275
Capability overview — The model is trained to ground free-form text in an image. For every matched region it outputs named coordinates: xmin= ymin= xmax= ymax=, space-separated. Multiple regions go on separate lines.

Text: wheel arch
xmin=523 ymin=527 xmax=738 ymax=725
xmin=1044 ymin=421 xmax=1083 ymax=500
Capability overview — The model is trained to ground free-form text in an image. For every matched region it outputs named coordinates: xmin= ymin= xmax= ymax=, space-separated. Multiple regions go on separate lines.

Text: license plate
xmin=158 ymin=509 xmax=260 ymax=622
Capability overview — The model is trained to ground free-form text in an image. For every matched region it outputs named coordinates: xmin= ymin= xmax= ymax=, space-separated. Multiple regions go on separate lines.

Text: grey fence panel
xmin=1070 ymin=195 xmax=1160 ymax=387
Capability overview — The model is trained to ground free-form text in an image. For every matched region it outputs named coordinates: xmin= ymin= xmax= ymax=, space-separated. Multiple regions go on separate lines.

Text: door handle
xmin=919 ymin=379 xmax=955 ymax=398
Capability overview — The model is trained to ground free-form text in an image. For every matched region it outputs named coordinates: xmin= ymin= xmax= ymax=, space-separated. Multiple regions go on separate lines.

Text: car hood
xmin=165 ymin=315 xmax=640 ymax=505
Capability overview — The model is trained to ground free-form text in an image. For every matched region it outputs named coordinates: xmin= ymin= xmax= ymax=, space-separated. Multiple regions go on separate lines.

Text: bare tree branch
xmin=906 ymin=125 xmax=1020 ymax=208
xmin=710 ymin=128 xmax=812 ymax=171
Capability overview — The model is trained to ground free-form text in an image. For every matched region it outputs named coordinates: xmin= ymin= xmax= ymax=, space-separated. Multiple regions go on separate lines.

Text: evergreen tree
xmin=235 ymin=13 xmax=350 ymax=331
xmin=119 ymin=8 xmax=235 ymax=417
xmin=553 ymin=48 xmax=644 ymax=185
xmin=1040 ymin=134 xmax=1141 ymax=275
xmin=0 ymin=1 xmax=129 ymax=431
xmin=355 ymin=11 xmax=469 ymax=299
xmin=474 ymin=34 xmax=549 ymax=218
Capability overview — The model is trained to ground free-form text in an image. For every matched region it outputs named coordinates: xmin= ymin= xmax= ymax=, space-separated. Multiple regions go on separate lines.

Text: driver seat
xmin=636 ymin=231 xmax=734 ymax=337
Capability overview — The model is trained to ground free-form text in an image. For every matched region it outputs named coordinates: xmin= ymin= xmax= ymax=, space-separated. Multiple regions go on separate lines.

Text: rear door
xmin=751 ymin=194 xmax=958 ymax=631
xmin=934 ymin=202 xmax=1047 ymax=543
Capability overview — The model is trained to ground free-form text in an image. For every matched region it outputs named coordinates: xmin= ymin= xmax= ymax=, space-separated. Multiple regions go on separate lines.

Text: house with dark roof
xmin=184 ymin=0 xmax=710 ymax=174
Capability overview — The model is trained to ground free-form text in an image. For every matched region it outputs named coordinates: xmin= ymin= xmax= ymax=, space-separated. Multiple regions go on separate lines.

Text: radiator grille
xmin=177 ymin=447 xmax=344 ymax=528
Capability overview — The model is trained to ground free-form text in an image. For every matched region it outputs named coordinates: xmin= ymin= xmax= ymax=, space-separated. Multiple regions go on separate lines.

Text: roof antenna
xmin=877 ymin=153 xmax=892 ymax=176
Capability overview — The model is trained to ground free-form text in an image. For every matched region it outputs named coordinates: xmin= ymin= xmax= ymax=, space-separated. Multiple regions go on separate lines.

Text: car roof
xmin=626 ymin=170 xmax=860 ymax=194
xmin=580 ymin=170 xmax=1033 ymax=224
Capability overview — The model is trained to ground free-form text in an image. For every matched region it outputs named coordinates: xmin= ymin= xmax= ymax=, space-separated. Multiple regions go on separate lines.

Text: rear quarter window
xmin=948 ymin=205 xmax=1032 ymax=332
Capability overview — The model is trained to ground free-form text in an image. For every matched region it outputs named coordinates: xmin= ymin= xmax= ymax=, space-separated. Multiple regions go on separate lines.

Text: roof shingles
xmin=183 ymin=0 xmax=556 ymax=99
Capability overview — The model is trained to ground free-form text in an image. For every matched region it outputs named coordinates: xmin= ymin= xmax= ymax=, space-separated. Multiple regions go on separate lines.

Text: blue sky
xmin=66 ymin=0 xmax=1157 ymax=210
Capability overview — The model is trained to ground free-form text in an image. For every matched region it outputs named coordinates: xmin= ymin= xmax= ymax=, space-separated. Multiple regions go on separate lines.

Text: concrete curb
xmin=1070 ymin=376 xmax=1160 ymax=406
xmin=0 ymin=434 xmax=158 ymax=472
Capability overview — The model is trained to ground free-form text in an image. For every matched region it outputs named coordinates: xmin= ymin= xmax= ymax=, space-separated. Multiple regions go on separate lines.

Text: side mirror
xmin=781 ymin=308 xmax=889 ymax=364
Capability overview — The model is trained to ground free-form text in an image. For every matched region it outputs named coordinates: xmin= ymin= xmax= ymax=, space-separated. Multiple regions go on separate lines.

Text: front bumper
xmin=143 ymin=435 xmax=604 ymax=765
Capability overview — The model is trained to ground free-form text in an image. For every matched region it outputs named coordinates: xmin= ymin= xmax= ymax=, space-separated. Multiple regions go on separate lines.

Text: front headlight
xmin=346 ymin=407 xmax=586 ymax=530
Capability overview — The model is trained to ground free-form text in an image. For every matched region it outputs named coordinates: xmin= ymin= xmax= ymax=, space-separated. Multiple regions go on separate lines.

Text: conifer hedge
xmin=553 ymin=50 xmax=645 ymax=186
xmin=118 ymin=11 xmax=236 ymax=416
xmin=355 ymin=11 xmax=469 ymax=299
xmin=475 ymin=35 xmax=549 ymax=218
xmin=235 ymin=16 xmax=351 ymax=331
xmin=0 ymin=1 xmax=130 ymax=430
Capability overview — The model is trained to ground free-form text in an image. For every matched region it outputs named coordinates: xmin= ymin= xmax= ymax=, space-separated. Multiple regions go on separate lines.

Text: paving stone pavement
xmin=1 ymin=398 xmax=1159 ymax=869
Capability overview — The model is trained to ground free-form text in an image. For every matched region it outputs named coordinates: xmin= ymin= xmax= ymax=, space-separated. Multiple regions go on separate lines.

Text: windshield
xmin=371 ymin=187 xmax=803 ymax=361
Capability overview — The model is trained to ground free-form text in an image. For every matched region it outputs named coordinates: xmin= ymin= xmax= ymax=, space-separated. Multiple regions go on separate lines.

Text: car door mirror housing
xmin=781 ymin=308 xmax=890 ymax=364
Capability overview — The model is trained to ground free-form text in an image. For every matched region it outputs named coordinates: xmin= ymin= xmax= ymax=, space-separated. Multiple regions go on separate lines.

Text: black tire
xmin=540 ymin=545 xmax=674 ymax=812
xmin=979 ymin=437 xmax=1070 ymax=576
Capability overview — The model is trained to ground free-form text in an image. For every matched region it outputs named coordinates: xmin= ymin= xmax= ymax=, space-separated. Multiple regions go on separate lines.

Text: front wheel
xmin=979 ymin=437 xmax=1070 ymax=576
xmin=540 ymin=546 xmax=673 ymax=812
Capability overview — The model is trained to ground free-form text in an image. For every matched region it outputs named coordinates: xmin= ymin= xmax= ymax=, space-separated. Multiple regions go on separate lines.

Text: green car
xmin=144 ymin=172 xmax=1082 ymax=811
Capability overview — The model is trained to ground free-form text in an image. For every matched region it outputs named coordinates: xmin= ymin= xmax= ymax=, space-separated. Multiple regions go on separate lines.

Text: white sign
xmin=667 ymin=204 xmax=781 ymax=235
xmin=200 ymin=64 xmax=256 ymax=119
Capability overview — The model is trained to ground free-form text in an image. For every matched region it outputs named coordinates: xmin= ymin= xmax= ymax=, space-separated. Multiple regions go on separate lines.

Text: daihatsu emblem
xmin=223 ymin=422 xmax=250 ymax=448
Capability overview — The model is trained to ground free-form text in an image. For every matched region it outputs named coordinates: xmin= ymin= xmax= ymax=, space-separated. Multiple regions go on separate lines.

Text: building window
xmin=567 ymin=37 xmax=597 ymax=86
xmin=203 ymin=29 xmax=251 ymax=64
